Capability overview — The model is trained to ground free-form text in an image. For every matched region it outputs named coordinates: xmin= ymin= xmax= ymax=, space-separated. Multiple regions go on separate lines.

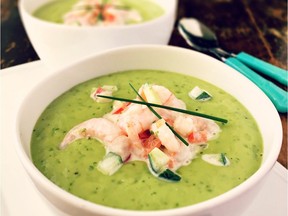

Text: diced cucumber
xmin=201 ymin=153 xmax=230 ymax=166
xmin=142 ymin=83 xmax=162 ymax=104
xmin=147 ymin=148 xmax=181 ymax=182
xmin=158 ymin=169 xmax=181 ymax=182
xmin=148 ymin=147 xmax=170 ymax=174
xmin=189 ymin=86 xmax=212 ymax=101
xmin=97 ymin=152 xmax=123 ymax=175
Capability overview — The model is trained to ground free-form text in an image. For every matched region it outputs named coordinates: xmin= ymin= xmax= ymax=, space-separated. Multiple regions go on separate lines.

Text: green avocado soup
xmin=33 ymin=0 xmax=164 ymax=25
xmin=31 ymin=70 xmax=263 ymax=210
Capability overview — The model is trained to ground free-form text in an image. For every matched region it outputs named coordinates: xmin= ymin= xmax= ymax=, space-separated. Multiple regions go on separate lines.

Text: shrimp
xmin=151 ymin=119 xmax=181 ymax=153
xmin=102 ymin=3 xmax=142 ymax=25
xmin=138 ymin=84 xmax=186 ymax=122
xmin=173 ymin=115 xmax=196 ymax=137
xmin=173 ymin=114 xmax=221 ymax=144
xmin=150 ymin=85 xmax=185 ymax=108
xmin=63 ymin=0 xmax=142 ymax=26
xmin=59 ymin=118 xmax=124 ymax=149
xmin=105 ymin=135 xmax=131 ymax=161
xmin=105 ymin=103 xmax=157 ymax=144
xmin=103 ymin=102 xmax=153 ymax=158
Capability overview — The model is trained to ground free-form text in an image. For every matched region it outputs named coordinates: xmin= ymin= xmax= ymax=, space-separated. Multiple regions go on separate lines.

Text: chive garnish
xmin=96 ymin=96 xmax=228 ymax=124
xmin=128 ymin=83 xmax=190 ymax=146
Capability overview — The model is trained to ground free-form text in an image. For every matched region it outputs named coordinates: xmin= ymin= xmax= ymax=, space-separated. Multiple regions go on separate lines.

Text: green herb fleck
xmin=220 ymin=153 xmax=227 ymax=165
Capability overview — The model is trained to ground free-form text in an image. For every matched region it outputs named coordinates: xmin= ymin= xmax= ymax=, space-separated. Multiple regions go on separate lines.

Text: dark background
xmin=1 ymin=0 xmax=287 ymax=167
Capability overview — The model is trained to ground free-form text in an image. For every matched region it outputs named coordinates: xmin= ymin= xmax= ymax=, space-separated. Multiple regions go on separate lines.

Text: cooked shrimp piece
xmin=192 ymin=117 xmax=221 ymax=140
xmin=121 ymin=115 xmax=142 ymax=144
xmin=151 ymin=119 xmax=181 ymax=153
xmin=103 ymin=7 xmax=142 ymax=25
xmin=174 ymin=115 xmax=196 ymax=137
xmin=136 ymin=105 xmax=158 ymax=130
xmin=139 ymin=84 xmax=186 ymax=122
xmin=59 ymin=118 xmax=124 ymax=149
xmin=63 ymin=0 xmax=100 ymax=26
xmin=105 ymin=135 xmax=131 ymax=161
xmin=63 ymin=0 xmax=142 ymax=26
xmin=139 ymin=84 xmax=174 ymax=105
xmin=149 ymin=85 xmax=186 ymax=109
xmin=106 ymin=103 xmax=157 ymax=142
xmin=164 ymin=94 xmax=186 ymax=109
xmin=105 ymin=101 xmax=158 ymax=158
xmin=173 ymin=115 xmax=221 ymax=144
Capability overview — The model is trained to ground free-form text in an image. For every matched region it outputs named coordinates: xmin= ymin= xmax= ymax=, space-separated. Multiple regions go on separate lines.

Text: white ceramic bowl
xmin=19 ymin=0 xmax=177 ymax=68
xmin=16 ymin=45 xmax=282 ymax=216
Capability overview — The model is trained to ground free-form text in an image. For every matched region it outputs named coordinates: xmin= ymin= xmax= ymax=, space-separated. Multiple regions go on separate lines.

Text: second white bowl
xmin=19 ymin=0 xmax=177 ymax=68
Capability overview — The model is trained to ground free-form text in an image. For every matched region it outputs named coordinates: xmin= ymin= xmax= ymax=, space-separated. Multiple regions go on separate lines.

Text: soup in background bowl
xmin=33 ymin=0 xmax=165 ymax=26
xmin=16 ymin=45 xmax=282 ymax=216
xmin=18 ymin=0 xmax=177 ymax=68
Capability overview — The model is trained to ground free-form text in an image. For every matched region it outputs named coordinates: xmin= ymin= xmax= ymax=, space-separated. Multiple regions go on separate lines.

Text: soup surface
xmin=31 ymin=70 xmax=263 ymax=210
xmin=33 ymin=0 xmax=164 ymax=26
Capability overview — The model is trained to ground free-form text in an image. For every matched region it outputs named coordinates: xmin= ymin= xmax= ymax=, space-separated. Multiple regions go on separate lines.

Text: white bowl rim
xmin=15 ymin=45 xmax=283 ymax=216
xmin=18 ymin=0 xmax=177 ymax=31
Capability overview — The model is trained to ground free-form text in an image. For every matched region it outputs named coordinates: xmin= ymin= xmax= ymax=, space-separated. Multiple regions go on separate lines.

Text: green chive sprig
xmin=97 ymin=95 xmax=228 ymax=124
